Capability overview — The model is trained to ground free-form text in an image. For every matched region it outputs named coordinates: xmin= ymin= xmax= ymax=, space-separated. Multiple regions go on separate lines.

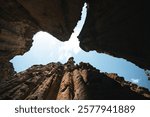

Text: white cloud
xmin=11 ymin=5 xmax=87 ymax=72
xmin=57 ymin=32 xmax=81 ymax=61
xmin=131 ymin=78 xmax=140 ymax=84
xmin=10 ymin=31 xmax=82 ymax=72
xmin=32 ymin=31 xmax=81 ymax=62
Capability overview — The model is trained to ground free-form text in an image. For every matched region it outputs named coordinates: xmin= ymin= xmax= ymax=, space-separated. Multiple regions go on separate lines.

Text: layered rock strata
xmin=0 ymin=58 xmax=149 ymax=100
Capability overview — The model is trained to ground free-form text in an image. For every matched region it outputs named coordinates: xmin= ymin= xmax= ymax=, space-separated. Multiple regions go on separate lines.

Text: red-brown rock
xmin=0 ymin=58 xmax=149 ymax=100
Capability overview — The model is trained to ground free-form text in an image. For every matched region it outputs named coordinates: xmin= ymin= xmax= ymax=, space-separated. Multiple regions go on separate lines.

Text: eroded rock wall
xmin=17 ymin=0 xmax=85 ymax=41
xmin=0 ymin=0 xmax=149 ymax=82
xmin=0 ymin=0 xmax=84 ymax=80
xmin=78 ymin=0 xmax=149 ymax=69
xmin=0 ymin=58 xmax=149 ymax=100
xmin=0 ymin=0 xmax=39 ymax=80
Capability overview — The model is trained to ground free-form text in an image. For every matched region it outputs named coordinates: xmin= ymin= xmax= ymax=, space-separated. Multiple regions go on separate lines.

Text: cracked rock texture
xmin=0 ymin=58 xmax=150 ymax=100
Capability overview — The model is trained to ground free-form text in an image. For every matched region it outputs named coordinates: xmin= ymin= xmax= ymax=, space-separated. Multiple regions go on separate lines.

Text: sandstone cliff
xmin=0 ymin=0 xmax=149 ymax=94
xmin=0 ymin=58 xmax=149 ymax=100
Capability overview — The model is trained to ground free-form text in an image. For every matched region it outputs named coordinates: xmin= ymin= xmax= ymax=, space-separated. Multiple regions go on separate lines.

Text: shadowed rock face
xmin=0 ymin=58 xmax=150 ymax=100
xmin=0 ymin=0 xmax=39 ymax=80
xmin=0 ymin=1 xmax=149 ymax=83
xmin=17 ymin=0 xmax=84 ymax=41
xmin=78 ymin=0 xmax=149 ymax=70
xmin=0 ymin=0 xmax=84 ymax=80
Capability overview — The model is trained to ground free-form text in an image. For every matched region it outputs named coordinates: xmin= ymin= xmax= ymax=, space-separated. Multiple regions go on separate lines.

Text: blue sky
xmin=10 ymin=4 xmax=150 ymax=90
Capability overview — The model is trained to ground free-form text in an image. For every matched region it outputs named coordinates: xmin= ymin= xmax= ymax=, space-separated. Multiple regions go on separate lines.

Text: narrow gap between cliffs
xmin=10 ymin=3 xmax=150 ymax=90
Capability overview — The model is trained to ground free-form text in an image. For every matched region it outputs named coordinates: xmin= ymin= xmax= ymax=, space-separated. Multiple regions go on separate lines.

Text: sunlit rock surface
xmin=0 ymin=58 xmax=149 ymax=100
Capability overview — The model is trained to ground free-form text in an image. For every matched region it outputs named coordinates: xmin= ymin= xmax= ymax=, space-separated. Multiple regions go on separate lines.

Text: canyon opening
xmin=0 ymin=0 xmax=149 ymax=99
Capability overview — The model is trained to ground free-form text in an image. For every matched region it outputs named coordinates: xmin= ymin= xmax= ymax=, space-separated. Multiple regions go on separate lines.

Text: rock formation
xmin=0 ymin=0 xmax=84 ymax=80
xmin=0 ymin=0 xmax=149 ymax=93
xmin=78 ymin=0 xmax=149 ymax=70
xmin=0 ymin=58 xmax=150 ymax=100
